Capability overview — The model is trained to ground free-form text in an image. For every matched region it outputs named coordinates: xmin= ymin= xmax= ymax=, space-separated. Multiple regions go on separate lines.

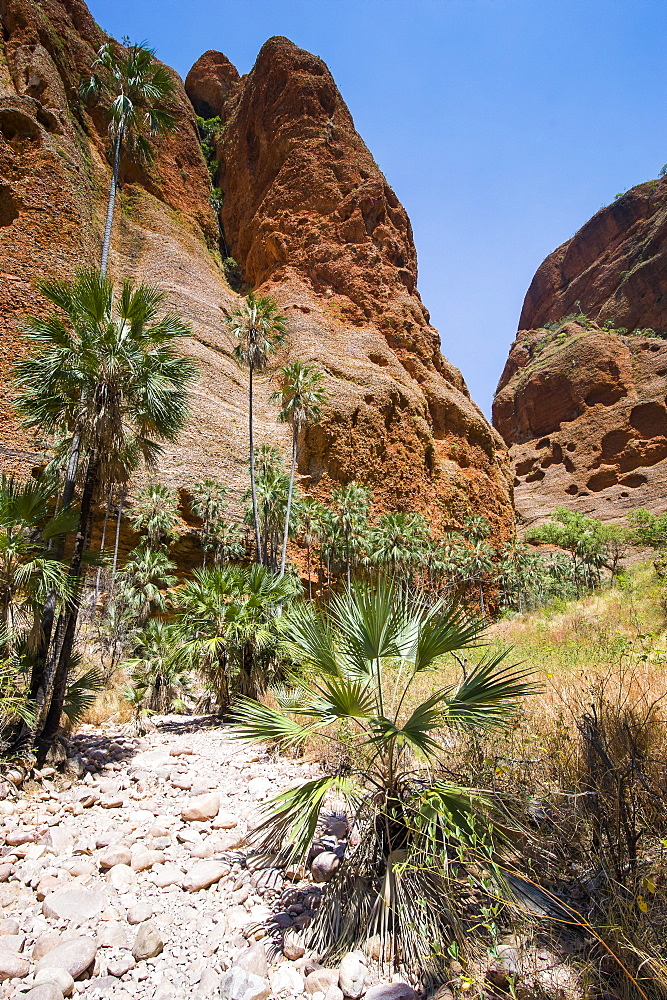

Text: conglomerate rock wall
xmin=0 ymin=1 xmax=514 ymax=539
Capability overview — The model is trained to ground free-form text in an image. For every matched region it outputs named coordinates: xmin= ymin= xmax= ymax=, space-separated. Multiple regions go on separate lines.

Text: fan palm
xmin=115 ymin=545 xmax=176 ymax=625
xmin=191 ymin=480 xmax=229 ymax=567
xmin=121 ymin=620 xmax=190 ymax=715
xmin=14 ymin=270 xmax=195 ymax=747
xmin=172 ymin=564 xmax=299 ymax=708
xmin=230 ymin=579 xmax=537 ymax=974
xmin=330 ymin=483 xmax=371 ymax=589
xmin=79 ymin=41 xmax=178 ymax=276
xmin=129 ymin=482 xmax=180 ymax=550
xmin=368 ymin=511 xmax=429 ymax=584
xmin=271 ymin=362 xmax=327 ymax=578
xmin=227 ymin=294 xmax=287 ymax=563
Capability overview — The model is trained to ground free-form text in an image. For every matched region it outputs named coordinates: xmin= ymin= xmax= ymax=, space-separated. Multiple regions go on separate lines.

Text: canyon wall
xmin=494 ymin=177 xmax=667 ymax=526
xmin=0 ymin=0 xmax=514 ymax=538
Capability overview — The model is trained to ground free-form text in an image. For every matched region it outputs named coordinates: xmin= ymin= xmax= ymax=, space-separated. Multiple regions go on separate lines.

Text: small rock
xmin=24 ymin=986 xmax=64 ymax=1000
xmin=0 ymin=948 xmax=30 ymax=980
xmin=306 ymin=969 xmax=340 ymax=994
xmin=211 ymin=812 xmax=238 ymax=830
xmin=98 ymin=844 xmax=131 ymax=869
xmin=131 ymin=848 xmax=163 ymax=871
xmin=325 ymin=987 xmax=345 ymax=1000
xmin=149 ymin=863 xmax=183 ymax=888
xmin=97 ymin=920 xmax=128 ymax=948
xmin=6 ymin=829 xmax=36 ymax=846
xmin=35 ymin=936 xmax=97 ymax=979
xmin=106 ymin=863 xmax=137 ymax=891
xmin=271 ymin=964 xmax=304 ymax=994
xmin=181 ymin=792 xmax=220 ymax=822
xmin=234 ymin=942 xmax=268 ymax=978
xmin=0 ymin=863 xmax=12 ymax=882
xmin=183 ymin=860 xmax=230 ymax=892
xmin=132 ymin=921 xmax=163 ymax=961
xmin=107 ymin=954 xmax=135 ymax=977
xmin=283 ymin=929 xmax=305 ymax=960
xmin=338 ymin=952 xmax=366 ymax=998
xmin=311 ymin=852 xmax=340 ymax=883
xmin=34 ymin=967 xmax=75 ymax=997
xmin=0 ymin=918 xmax=18 ymax=936
xmin=198 ymin=967 xmax=220 ymax=995
xmin=365 ymin=985 xmax=416 ymax=1000
xmin=42 ymin=887 xmax=107 ymax=922
xmin=219 ymin=968 xmax=270 ymax=1000
xmin=127 ymin=902 xmax=153 ymax=925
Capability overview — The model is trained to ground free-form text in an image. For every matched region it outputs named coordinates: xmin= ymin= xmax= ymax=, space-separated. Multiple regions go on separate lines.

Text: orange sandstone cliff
xmin=0 ymin=2 xmax=513 ymax=537
xmin=494 ymin=177 xmax=667 ymax=525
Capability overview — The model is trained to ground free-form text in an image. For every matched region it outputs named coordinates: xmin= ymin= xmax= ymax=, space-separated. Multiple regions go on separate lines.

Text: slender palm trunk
xmin=38 ymin=452 xmax=100 ymax=753
xmin=110 ymin=486 xmax=125 ymax=594
xmin=101 ymin=129 xmax=122 ymax=278
xmin=279 ymin=426 xmax=298 ymax=578
xmin=30 ymin=432 xmax=81 ymax=712
xmin=248 ymin=365 xmax=262 ymax=564
xmin=479 ymin=581 xmax=486 ymax=619
xmin=93 ymin=490 xmax=112 ymax=611
xmin=307 ymin=544 xmax=312 ymax=600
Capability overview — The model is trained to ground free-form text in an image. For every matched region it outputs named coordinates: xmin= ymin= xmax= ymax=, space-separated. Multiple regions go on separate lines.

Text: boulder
xmin=219 ymin=968 xmax=270 ymax=1000
xmin=0 ymin=948 xmax=30 ymax=980
xmin=24 ymin=987 xmax=64 ymax=1000
xmin=35 ymin=937 xmax=97 ymax=979
xmin=132 ymin=921 xmax=164 ymax=960
xmin=283 ymin=929 xmax=305 ymax=960
xmin=338 ymin=952 xmax=366 ymax=998
xmin=181 ymin=793 xmax=220 ymax=822
xmin=183 ymin=860 xmax=230 ymax=892
xmin=42 ymin=887 xmax=107 ymax=922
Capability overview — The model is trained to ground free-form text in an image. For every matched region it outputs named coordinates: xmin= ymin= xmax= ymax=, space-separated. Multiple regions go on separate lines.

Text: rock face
xmin=494 ymin=176 xmax=667 ymax=525
xmin=184 ymin=38 xmax=514 ymax=536
xmin=1 ymin=3 xmax=513 ymax=539
xmin=519 ymin=177 xmax=667 ymax=335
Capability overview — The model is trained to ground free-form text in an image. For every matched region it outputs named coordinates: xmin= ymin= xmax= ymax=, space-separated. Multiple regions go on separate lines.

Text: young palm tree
xmin=79 ymin=41 xmax=177 ymax=276
xmin=14 ymin=269 xmax=195 ymax=748
xmin=369 ymin=511 xmax=429 ymax=584
xmin=190 ymin=480 xmax=228 ymax=567
xmin=129 ymin=482 xmax=180 ymax=550
xmin=121 ymin=619 xmax=190 ymax=715
xmin=299 ymin=497 xmax=327 ymax=600
xmin=271 ymin=361 xmax=328 ymax=578
xmin=227 ymin=294 xmax=287 ymax=564
xmin=115 ymin=545 xmax=176 ymax=625
xmin=172 ymin=564 xmax=298 ymax=708
xmin=332 ymin=483 xmax=371 ymax=588
xmin=230 ymin=579 xmax=536 ymax=974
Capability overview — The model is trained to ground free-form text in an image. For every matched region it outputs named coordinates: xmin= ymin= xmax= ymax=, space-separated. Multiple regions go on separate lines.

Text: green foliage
xmin=14 ymin=270 xmax=197 ymax=484
xmin=526 ymin=507 xmax=629 ymax=591
xmin=80 ymin=42 xmax=177 ymax=164
xmin=129 ymin=482 xmax=180 ymax=549
xmin=222 ymin=257 xmax=243 ymax=291
xmin=190 ymin=480 xmax=242 ymax=567
xmin=171 ymin=563 xmax=300 ymax=709
xmin=195 ymin=115 xmax=222 ymax=180
xmin=628 ymin=508 xmax=667 ymax=549
xmin=230 ymin=579 xmax=536 ymax=972
xmin=62 ymin=663 xmax=104 ymax=726
xmin=121 ymin=620 xmax=190 ymax=715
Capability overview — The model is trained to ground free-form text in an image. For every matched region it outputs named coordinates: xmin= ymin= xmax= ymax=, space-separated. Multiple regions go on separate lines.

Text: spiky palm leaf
xmin=229 ymin=577 xmax=538 ymax=974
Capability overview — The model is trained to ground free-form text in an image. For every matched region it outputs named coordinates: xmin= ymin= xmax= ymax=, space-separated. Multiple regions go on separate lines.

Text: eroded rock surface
xmin=494 ymin=175 xmax=667 ymax=525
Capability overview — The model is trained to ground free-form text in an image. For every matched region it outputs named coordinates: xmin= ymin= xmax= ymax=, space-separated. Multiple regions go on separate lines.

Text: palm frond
xmin=228 ymin=696 xmax=313 ymax=748
xmin=445 ymin=650 xmax=538 ymax=729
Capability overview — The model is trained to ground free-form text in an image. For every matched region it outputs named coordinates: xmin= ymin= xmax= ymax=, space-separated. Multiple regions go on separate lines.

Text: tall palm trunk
xmin=30 ymin=432 xmax=81 ymax=712
xmin=101 ymin=129 xmax=123 ymax=278
xmin=93 ymin=490 xmax=112 ymax=611
xmin=38 ymin=452 xmax=100 ymax=753
xmin=479 ymin=581 xmax=486 ymax=619
xmin=110 ymin=486 xmax=125 ymax=595
xmin=248 ymin=364 xmax=262 ymax=564
xmin=279 ymin=425 xmax=298 ymax=578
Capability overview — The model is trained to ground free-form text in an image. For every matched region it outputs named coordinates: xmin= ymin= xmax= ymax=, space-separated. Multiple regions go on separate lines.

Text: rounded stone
xmin=35 ymin=936 xmax=97 ymax=979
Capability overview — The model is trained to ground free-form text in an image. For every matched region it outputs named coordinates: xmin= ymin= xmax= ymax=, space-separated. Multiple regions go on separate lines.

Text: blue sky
xmin=87 ymin=0 xmax=667 ymax=418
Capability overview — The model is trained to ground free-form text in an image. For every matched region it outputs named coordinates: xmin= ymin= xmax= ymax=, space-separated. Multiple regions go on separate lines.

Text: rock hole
xmin=620 ymin=473 xmax=648 ymax=488
xmin=0 ymin=108 xmax=41 ymax=145
xmin=629 ymin=401 xmax=667 ymax=439
xmin=351 ymin=407 xmax=359 ymax=428
xmin=565 ymin=484 xmax=579 ymax=495
xmin=536 ymin=438 xmax=550 ymax=449
xmin=0 ymin=184 xmax=18 ymax=226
